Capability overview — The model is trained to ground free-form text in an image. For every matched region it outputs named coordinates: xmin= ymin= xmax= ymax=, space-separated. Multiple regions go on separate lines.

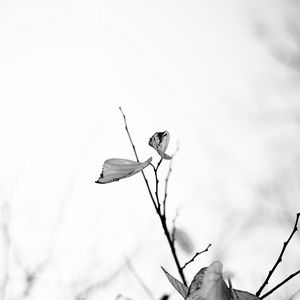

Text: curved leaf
xmin=149 ymin=131 xmax=172 ymax=160
xmin=95 ymin=157 xmax=152 ymax=184
xmin=186 ymin=261 xmax=231 ymax=300
xmin=161 ymin=267 xmax=188 ymax=298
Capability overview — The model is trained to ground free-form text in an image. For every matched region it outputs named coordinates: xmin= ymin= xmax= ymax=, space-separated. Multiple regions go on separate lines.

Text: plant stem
xmin=181 ymin=244 xmax=212 ymax=271
xmin=119 ymin=107 xmax=187 ymax=286
xmin=260 ymin=269 xmax=300 ymax=299
xmin=159 ymin=214 xmax=187 ymax=286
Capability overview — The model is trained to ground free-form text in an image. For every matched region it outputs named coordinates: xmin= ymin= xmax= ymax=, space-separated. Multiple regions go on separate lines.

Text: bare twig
xmin=260 ymin=269 xmax=300 ymax=299
xmin=119 ymin=107 xmax=158 ymax=213
xmin=180 ymin=244 xmax=212 ymax=271
xmin=119 ymin=107 xmax=187 ymax=286
xmin=150 ymin=159 xmax=163 ymax=212
xmin=256 ymin=212 xmax=300 ymax=297
xmin=75 ymin=264 xmax=126 ymax=300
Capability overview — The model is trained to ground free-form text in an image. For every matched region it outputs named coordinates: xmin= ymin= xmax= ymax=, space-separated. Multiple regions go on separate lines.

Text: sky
xmin=1 ymin=0 xmax=300 ymax=299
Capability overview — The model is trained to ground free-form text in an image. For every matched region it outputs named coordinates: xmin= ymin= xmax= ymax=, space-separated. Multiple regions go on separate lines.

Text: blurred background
xmin=1 ymin=0 xmax=300 ymax=299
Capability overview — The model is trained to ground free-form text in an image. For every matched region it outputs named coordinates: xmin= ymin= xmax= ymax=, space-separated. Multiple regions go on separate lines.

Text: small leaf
xmin=161 ymin=267 xmax=188 ymax=298
xmin=95 ymin=157 xmax=152 ymax=184
xmin=149 ymin=131 xmax=172 ymax=160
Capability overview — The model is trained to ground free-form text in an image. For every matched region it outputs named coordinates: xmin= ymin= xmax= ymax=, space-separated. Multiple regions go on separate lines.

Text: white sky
xmin=1 ymin=0 xmax=300 ymax=299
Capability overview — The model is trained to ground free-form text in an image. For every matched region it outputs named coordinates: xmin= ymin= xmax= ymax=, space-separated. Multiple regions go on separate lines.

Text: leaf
xmin=95 ymin=157 xmax=152 ymax=184
xmin=233 ymin=290 xmax=260 ymax=300
xmin=161 ymin=267 xmax=189 ymax=298
xmin=186 ymin=261 xmax=231 ymax=300
xmin=149 ymin=131 xmax=172 ymax=160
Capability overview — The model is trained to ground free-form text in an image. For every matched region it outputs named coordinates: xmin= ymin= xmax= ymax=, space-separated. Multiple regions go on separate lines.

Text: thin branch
xmin=149 ymin=163 xmax=160 ymax=208
xmin=119 ymin=107 xmax=158 ymax=213
xmin=256 ymin=212 xmax=300 ymax=297
xmin=159 ymin=216 xmax=187 ymax=285
xmin=75 ymin=264 xmax=126 ymax=300
xmin=119 ymin=107 xmax=139 ymax=162
xmin=180 ymin=244 xmax=212 ymax=271
xmin=119 ymin=107 xmax=187 ymax=286
xmin=260 ymin=269 xmax=300 ymax=299
xmin=154 ymin=159 xmax=163 ymax=213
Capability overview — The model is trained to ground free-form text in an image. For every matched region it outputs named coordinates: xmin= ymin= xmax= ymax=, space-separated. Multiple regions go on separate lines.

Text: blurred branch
xmin=115 ymin=295 xmax=134 ymax=300
xmin=288 ymin=288 xmax=300 ymax=300
xmin=256 ymin=212 xmax=300 ymax=297
xmin=23 ymin=259 xmax=50 ymax=297
xmin=163 ymin=143 xmax=179 ymax=217
xmin=75 ymin=264 xmax=126 ymax=300
xmin=171 ymin=209 xmax=180 ymax=243
xmin=125 ymin=257 xmax=155 ymax=300
xmin=0 ymin=199 xmax=10 ymax=300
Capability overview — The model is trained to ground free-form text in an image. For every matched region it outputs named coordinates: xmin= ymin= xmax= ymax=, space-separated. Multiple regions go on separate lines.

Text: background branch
xmin=125 ymin=257 xmax=155 ymax=300
xmin=163 ymin=143 xmax=179 ymax=216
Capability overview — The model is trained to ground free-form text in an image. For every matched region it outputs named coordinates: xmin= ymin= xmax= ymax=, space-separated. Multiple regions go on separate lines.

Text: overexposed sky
xmin=1 ymin=1 xmax=300 ymax=299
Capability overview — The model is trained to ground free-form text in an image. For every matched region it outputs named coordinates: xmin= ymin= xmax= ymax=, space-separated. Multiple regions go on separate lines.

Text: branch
xmin=119 ymin=107 xmax=187 ymax=286
xmin=260 ymin=269 xmax=300 ymax=299
xmin=180 ymin=244 xmax=212 ymax=271
xmin=256 ymin=212 xmax=300 ymax=297
xmin=150 ymin=159 xmax=163 ymax=212
xmin=76 ymin=264 xmax=126 ymax=300
xmin=119 ymin=107 xmax=158 ymax=213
